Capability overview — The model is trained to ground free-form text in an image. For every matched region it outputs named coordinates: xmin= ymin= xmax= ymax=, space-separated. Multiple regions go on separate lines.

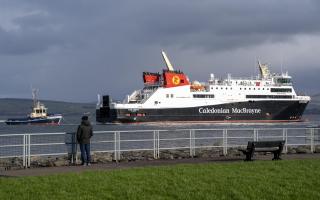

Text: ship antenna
xmin=32 ymin=88 xmax=39 ymax=107
xmin=161 ymin=50 xmax=174 ymax=71
xmin=280 ymin=54 xmax=283 ymax=74
xmin=254 ymin=56 xmax=257 ymax=77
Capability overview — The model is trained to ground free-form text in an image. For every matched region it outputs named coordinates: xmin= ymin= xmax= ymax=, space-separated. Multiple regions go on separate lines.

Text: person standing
xmin=77 ymin=115 xmax=93 ymax=166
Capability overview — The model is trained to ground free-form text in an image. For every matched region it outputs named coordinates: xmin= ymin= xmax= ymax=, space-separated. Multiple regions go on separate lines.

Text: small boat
xmin=5 ymin=89 xmax=63 ymax=125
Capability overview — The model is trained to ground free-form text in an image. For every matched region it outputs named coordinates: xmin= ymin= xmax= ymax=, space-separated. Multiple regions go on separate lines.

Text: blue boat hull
xmin=5 ymin=115 xmax=62 ymax=125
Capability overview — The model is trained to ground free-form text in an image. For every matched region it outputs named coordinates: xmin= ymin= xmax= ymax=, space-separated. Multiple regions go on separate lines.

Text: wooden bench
xmin=239 ymin=140 xmax=285 ymax=161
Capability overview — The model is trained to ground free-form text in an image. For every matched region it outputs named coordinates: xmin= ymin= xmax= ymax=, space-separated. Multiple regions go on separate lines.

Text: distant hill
xmin=0 ymin=98 xmax=96 ymax=117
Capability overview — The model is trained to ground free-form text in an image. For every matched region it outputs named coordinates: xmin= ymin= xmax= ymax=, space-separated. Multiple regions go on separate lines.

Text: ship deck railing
xmin=0 ymin=127 xmax=319 ymax=168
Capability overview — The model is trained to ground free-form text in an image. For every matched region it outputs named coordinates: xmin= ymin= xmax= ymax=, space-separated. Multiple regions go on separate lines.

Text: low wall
xmin=1 ymin=145 xmax=320 ymax=170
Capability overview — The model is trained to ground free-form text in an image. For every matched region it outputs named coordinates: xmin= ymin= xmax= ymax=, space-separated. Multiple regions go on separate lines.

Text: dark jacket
xmin=76 ymin=120 xmax=93 ymax=144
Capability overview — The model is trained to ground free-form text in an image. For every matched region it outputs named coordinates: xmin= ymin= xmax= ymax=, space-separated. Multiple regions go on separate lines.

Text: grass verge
xmin=1 ymin=159 xmax=320 ymax=200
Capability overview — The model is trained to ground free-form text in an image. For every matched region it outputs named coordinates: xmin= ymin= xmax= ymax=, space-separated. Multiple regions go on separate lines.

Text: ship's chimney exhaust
xmin=161 ymin=51 xmax=174 ymax=71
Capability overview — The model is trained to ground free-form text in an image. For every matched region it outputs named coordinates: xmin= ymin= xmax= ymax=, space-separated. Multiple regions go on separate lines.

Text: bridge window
xmin=276 ymin=78 xmax=291 ymax=84
xmin=193 ymin=94 xmax=215 ymax=98
xmin=271 ymin=88 xmax=292 ymax=93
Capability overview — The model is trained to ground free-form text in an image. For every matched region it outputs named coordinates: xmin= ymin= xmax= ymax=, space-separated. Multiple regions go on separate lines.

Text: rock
xmin=10 ymin=158 xmax=23 ymax=168
xmin=227 ymin=148 xmax=241 ymax=156
xmin=295 ymin=146 xmax=311 ymax=154
xmin=287 ymin=146 xmax=296 ymax=154
xmin=54 ymin=159 xmax=68 ymax=167
xmin=45 ymin=160 xmax=55 ymax=167
xmin=93 ymin=152 xmax=113 ymax=163
xmin=315 ymin=145 xmax=320 ymax=153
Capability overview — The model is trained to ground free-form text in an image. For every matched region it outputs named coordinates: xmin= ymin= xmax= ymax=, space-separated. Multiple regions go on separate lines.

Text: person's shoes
xmin=87 ymin=163 xmax=91 ymax=166
xmin=82 ymin=163 xmax=86 ymax=166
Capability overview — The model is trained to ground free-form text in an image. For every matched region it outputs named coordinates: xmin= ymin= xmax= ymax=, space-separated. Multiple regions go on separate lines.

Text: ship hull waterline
xmin=96 ymin=100 xmax=309 ymax=123
xmin=5 ymin=116 xmax=62 ymax=125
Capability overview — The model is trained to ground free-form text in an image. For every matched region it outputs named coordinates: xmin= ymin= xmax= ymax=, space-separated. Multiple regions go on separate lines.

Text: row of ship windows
xmin=167 ymin=94 xmax=215 ymax=99
xmin=212 ymin=87 xmax=268 ymax=90
xmin=211 ymin=87 xmax=269 ymax=90
xmin=192 ymin=94 xmax=292 ymax=99
xmin=212 ymin=87 xmax=292 ymax=92
xmin=246 ymin=95 xmax=293 ymax=99
xmin=167 ymin=89 xmax=292 ymax=99
xmin=193 ymin=94 xmax=215 ymax=98
xmin=166 ymin=94 xmax=174 ymax=98
xmin=35 ymin=109 xmax=46 ymax=113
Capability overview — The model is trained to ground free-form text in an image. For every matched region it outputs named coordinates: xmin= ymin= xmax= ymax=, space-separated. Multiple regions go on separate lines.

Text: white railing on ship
xmin=0 ymin=128 xmax=319 ymax=167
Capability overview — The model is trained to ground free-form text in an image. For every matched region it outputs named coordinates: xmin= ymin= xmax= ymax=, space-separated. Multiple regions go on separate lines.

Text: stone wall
xmin=1 ymin=145 xmax=319 ymax=170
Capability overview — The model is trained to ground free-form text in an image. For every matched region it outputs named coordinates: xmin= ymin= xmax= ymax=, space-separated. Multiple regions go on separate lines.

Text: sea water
xmin=0 ymin=114 xmax=319 ymax=135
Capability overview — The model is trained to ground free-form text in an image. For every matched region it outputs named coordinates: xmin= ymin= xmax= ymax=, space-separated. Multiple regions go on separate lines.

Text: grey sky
xmin=0 ymin=0 xmax=319 ymax=102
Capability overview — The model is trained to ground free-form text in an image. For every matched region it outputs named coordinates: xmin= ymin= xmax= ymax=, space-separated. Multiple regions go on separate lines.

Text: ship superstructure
xmin=96 ymin=51 xmax=310 ymax=123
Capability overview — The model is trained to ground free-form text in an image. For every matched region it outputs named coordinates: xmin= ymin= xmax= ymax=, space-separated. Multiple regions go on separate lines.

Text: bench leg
xmin=272 ymin=152 xmax=281 ymax=160
xmin=244 ymin=152 xmax=253 ymax=161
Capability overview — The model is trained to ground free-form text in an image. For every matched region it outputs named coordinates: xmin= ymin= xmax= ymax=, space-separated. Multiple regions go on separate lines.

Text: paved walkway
xmin=1 ymin=153 xmax=320 ymax=177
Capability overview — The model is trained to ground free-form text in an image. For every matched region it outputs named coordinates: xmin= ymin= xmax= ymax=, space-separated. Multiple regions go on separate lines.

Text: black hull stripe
xmin=96 ymin=100 xmax=309 ymax=123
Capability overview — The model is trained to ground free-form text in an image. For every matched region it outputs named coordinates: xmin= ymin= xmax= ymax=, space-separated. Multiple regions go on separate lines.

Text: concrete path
xmin=1 ymin=153 xmax=320 ymax=177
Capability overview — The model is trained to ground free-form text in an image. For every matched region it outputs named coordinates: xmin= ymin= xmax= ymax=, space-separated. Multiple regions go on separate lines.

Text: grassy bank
xmin=1 ymin=159 xmax=320 ymax=200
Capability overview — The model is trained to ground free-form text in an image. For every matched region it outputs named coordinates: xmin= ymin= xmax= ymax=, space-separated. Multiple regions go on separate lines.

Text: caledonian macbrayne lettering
xmin=199 ymin=107 xmax=261 ymax=114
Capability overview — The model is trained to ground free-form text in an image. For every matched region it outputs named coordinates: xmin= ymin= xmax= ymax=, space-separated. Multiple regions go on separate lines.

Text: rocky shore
xmin=1 ymin=145 xmax=320 ymax=171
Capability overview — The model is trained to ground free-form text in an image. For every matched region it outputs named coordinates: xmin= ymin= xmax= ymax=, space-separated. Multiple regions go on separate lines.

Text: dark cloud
xmin=133 ymin=1 xmax=320 ymax=51
xmin=0 ymin=0 xmax=319 ymax=101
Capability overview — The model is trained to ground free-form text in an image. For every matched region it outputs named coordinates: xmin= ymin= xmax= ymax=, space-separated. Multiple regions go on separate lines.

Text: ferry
xmin=5 ymin=90 xmax=63 ymax=125
xmin=96 ymin=51 xmax=310 ymax=123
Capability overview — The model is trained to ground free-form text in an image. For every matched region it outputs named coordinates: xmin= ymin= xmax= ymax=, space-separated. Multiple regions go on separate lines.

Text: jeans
xmin=79 ymin=143 xmax=91 ymax=164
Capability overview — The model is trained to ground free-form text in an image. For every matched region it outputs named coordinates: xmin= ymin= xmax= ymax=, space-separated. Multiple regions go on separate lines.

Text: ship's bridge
xmin=272 ymin=74 xmax=292 ymax=86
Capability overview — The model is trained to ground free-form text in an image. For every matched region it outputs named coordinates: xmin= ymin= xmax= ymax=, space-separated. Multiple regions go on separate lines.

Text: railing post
xmin=189 ymin=130 xmax=192 ymax=157
xmin=153 ymin=131 xmax=159 ymax=159
xmin=118 ymin=132 xmax=121 ymax=160
xmin=311 ymin=128 xmax=314 ymax=153
xmin=114 ymin=132 xmax=118 ymax=162
xmin=189 ymin=130 xmax=195 ymax=157
xmin=154 ymin=131 xmax=156 ymax=159
xmin=283 ymin=128 xmax=288 ymax=153
xmin=27 ymin=134 xmax=31 ymax=167
xmin=253 ymin=129 xmax=257 ymax=141
xmin=223 ymin=129 xmax=227 ymax=156
xmin=157 ymin=131 xmax=160 ymax=158
xmin=71 ymin=132 xmax=77 ymax=164
xmin=192 ymin=130 xmax=196 ymax=157
xmin=23 ymin=134 xmax=26 ymax=168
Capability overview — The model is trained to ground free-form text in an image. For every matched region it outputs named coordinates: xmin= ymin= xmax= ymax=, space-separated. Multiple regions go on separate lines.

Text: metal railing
xmin=0 ymin=128 xmax=319 ymax=168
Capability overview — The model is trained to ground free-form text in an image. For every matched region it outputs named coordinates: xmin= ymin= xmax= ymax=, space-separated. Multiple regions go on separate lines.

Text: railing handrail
xmin=1 ymin=127 xmax=319 ymax=137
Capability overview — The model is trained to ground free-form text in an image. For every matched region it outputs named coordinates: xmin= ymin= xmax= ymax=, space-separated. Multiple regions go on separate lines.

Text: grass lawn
xmin=1 ymin=159 xmax=320 ymax=200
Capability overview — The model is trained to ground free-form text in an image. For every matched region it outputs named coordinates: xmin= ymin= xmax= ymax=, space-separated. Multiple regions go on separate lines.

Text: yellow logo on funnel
xmin=172 ymin=75 xmax=180 ymax=85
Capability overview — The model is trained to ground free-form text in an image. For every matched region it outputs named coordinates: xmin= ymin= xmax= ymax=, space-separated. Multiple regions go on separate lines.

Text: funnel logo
xmin=172 ymin=75 xmax=180 ymax=85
